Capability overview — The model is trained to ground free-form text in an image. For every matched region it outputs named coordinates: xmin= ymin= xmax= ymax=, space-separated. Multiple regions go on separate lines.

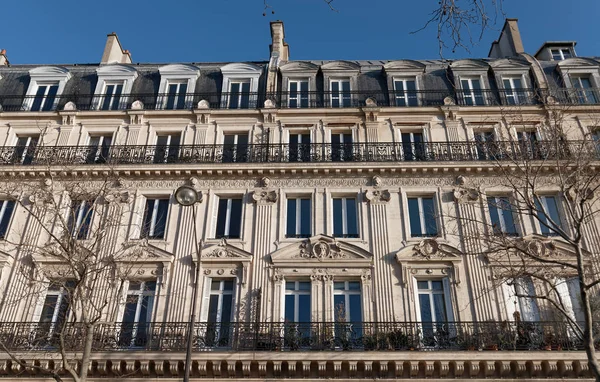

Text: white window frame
xmin=329 ymin=79 xmax=352 ymax=108
xmin=0 ymin=200 xmax=15 ymax=239
xmin=213 ymin=197 xmax=243 ymax=239
xmin=393 ymin=77 xmax=418 ymax=106
xmin=86 ymin=134 xmax=113 ymax=163
xmin=154 ymin=133 xmax=181 ymax=163
xmin=551 ymin=48 xmax=572 ymax=61
xmin=157 ymin=64 xmax=200 ymax=110
xmin=460 ymin=77 xmax=485 ymax=106
xmin=413 ymin=279 xmax=453 ymax=323
xmin=331 ymin=196 xmax=358 ymax=238
xmin=333 ymin=281 xmax=362 ymax=322
xmin=69 ymin=200 xmax=93 ymax=240
xmin=34 ymin=283 xmax=70 ymax=324
xmin=571 ymin=75 xmax=598 ymax=104
xmin=23 ymin=66 xmax=71 ymax=111
xmin=288 ymin=79 xmax=310 ymax=108
xmin=535 ymin=195 xmax=562 ymax=236
xmin=141 ymin=198 xmax=170 ymax=239
xmin=220 ymin=63 xmax=262 ymax=109
xmin=93 ymin=65 xmax=138 ymax=110
xmin=502 ymin=76 xmax=526 ymax=105
xmin=98 ymin=81 xmax=125 ymax=110
xmin=502 ymin=277 xmax=541 ymax=322
xmin=407 ymin=196 xmax=438 ymax=238
xmin=487 ymin=196 xmax=518 ymax=236
xmin=117 ymin=280 xmax=157 ymax=347
xmin=286 ymin=197 xmax=311 ymax=238
xmin=284 ymin=281 xmax=311 ymax=322
xmin=14 ymin=136 xmax=39 ymax=164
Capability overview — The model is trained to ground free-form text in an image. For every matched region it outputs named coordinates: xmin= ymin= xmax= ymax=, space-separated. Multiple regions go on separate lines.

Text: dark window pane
xmin=166 ymin=84 xmax=177 ymax=110
xmin=40 ymin=295 xmax=59 ymax=323
xmin=349 ymin=294 xmax=362 ymax=322
xmin=240 ymin=82 xmax=250 ymax=108
xmin=408 ymin=198 xmax=422 ymax=236
xmin=345 ymin=198 xmax=358 ymax=237
xmin=228 ymin=199 xmax=243 ymax=238
xmin=300 ymin=198 xmax=311 ymax=236
xmin=221 ymin=294 xmax=233 ymax=324
xmin=0 ymin=200 xmax=15 ymax=239
xmin=284 ymin=294 xmax=295 ymax=321
xmin=422 ymin=198 xmax=437 ymax=236
xmin=433 ymin=294 xmax=447 ymax=322
xmin=333 ymin=282 xmax=345 ymax=290
xmin=298 ymin=295 xmax=310 ymax=322
xmin=111 ymin=84 xmax=123 ymax=110
xmin=152 ymin=199 xmax=169 ymax=239
xmin=141 ymin=199 xmax=154 ymax=238
xmin=208 ymin=295 xmax=219 ymax=323
xmin=176 ymin=83 xmax=187 ymax=109
xmin=286 ymin=199 xmax=296 ymax=237
xmin=417 ymin=280 xmax=428 ymax=290
xmin=332 ymin=199 xmax=343 ymax=237
xmin=215 ymin=199 xmax=228 ymax=238
xmin=487 ymin=198 xmax=502 ymax=235
xmin=31 ymin=86 xmax=46 ymax=111
xmin=419 ymin=294 xmax=433 ymax=322
xmin=333 ymin=295 xmax=345 ymax=322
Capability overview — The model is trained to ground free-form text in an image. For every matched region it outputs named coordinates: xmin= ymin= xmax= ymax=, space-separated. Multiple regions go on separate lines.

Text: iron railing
xmin=2 ymin=88 xmax=600 ymax=112
xmin=0 ymin=140 xmax=596 ymax=166
xmin=0 ymin=321 xmax=590 ymax=352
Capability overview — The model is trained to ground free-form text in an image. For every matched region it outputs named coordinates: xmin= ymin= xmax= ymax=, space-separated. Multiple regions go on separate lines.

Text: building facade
xmin=0 ymin=19 xmax=598 ymax=380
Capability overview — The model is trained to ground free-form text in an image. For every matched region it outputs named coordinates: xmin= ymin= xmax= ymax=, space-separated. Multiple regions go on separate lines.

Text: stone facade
xmin=0 ymin=19 xmax=598 ymax=380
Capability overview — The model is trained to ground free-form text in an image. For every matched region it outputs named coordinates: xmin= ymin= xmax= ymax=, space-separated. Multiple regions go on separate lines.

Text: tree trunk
xmin=576 ymin=245 xmax=600 ymax=380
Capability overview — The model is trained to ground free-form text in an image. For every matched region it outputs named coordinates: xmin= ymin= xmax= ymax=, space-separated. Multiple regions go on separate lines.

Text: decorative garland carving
xmin=251 ymin=189 xmax=278 ymax=204
xmin=413 ymin=239 xmax=442 ymax=260
xmin=364 ymin=189 xmax=391 ymax=204
xmin=453 ymin=187 xmax=480 ymax=204
xmin=298 ymin=239 xmax=344 ymax=260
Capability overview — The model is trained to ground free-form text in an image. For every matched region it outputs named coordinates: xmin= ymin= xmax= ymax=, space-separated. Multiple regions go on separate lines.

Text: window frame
xmin=331 ymin=196 xmax=359 ymax=239
xmin=0 ymin=199 xmax=15 ymax=240
xmin=329 ymin=79 xmax=352 ymax=108
xmin=333 ymin=280 xmax=362 ymax=322
xmin=23 ymin=66 xmax=71 ymax=112
xmin=459 ymin=77 xmax=485 ymax=106
xmin=393 ymin=77 xmax=418 ymax=107
xmin=157 ymin=64 xmax=200 ymax=110
xmin=93 ymin=64 xmax=138 ymax=111
xmin=487 ymin=195 xmax=519 ymax=236
xmin=286 ymin=197 xmax=312 ymax=239
xmin=284 ymin=280 xmax=311 ymax=322
xmin=534 ymin=195 xmax=563 ymax=236
xmin=214 ymin=196 xmax=244 ymax=239
xmin=407 ymin=195 xmax=439 ymax=238
xmin=551 ymin=48 xmax=573 ymax=61
xmin=67 ymin=199 xmax=94 ymax=240
xmin=287 ymin=79 xmax=310 ymax=108
xmin=140 ymin=198 xmax=171 ymax=240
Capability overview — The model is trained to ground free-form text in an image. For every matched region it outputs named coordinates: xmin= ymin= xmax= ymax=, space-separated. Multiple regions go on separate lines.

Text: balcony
xmin=0 ymin=140 xmax=594 ymax=167
xmin=1 ymin=88 xmax=599 ymax=112
xmin=0 ymin=321 xmax=589 ymax=352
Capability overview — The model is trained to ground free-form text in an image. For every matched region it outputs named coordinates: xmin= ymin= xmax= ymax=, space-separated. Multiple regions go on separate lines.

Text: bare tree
xmin=0 ymin=167 xmax=150 ymax=382
xmin=448 ymin=98 xmax=600 ymax=379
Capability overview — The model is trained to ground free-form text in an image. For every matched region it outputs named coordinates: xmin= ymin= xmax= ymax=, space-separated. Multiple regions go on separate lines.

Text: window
xmin=99 ymin=82 xmax=124 ymax=110
xmin=228 ymin=81 xmax=251 ymax=109
xmin=416 ymin=279 xmax=452 ymax=344
xmin=517 ymin=131 xmax=540 ymax=159
xmin=67 ymin=200 xmax=94 ymax=240
xmin=504 ymin=277 xmax=540 ymax=322
xmin=154 ymin=134 xmax=181 ymax=164
xmin=460 ymin=78 xmax=484 ymax=106
xmin=556 ymin=277 xmax=584 ymax=322
xmin=331 ymin=133 xmax=353 ymax=162
xmin=206 ymin=279 xmax=234 ymax=347
xmin=164 ymin=81 xmax=188 ymax=110
xmin=474 ymin=131 xmax=496 ymax=160
xmin=289 ymin=133 xmax=311 ymax=162
xmin=86 ymin=135 xmax=112 ymax=164
xmin=119 ymin=281 xmax=156 ymax=347
xmin=571 ymin=76 xmax=598 ymax=104
xmin=286 ymin=198 xmax=311 ymax=238
xmin=332 ymin=197 xmax=358 ymax=238
xmin=502 ymin=77 xmax=526 ymax=105
xmin=407 ymin=196 xmax=438 ymax=237
xmin=487 ymin=197 xmax=518 ymax=236
xmin=39 ymin=282 xmax=73 ymax=325
xmin=0 ymin=200 xmax=15 ymax=239
xmin=394 ymin=78 xmax=418 ymax=106
xmin=330 ymin=80 xmax=351 ymax=108
xmin=333 ymin=281 xmax=362 ymax=322
xmin=14 ymin=136 xmax=39 ymax=165
xmin=215 ymin=198 xmax=243 ymax=239
xmin=141 ymin=199 xmax=169 ymax=239
xmin=30 ymin=83 xmax=59 ymax=112
xmin=285 ymin=281 xmax=311 ymax=322
xmin=551 ymin=48 xmax=572 ymax=61
xmin=401 ymin=132 xmax=425 ymax=161
xmin=534 ymin=195 xmax=562 ymax=236
xmin=288 ymin=80 xmax=309 ymax=108
xmin=222 ymin=133 xmax=249 ymax=163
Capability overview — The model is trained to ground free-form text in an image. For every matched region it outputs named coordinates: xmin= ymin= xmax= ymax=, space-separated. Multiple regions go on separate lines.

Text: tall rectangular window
xmin=417 ymin=279 xmax=450 ymax=343
xmin=141 ymin=199 xmax=170 ymax=239
xmin=206 ymin=279 xmax=234 ymax=347
xmin=289 ymin=133 xmax=311 ymax=162
xmin=401 ymin=132 xmax=424 ymax=161
xmin=86 ymin=135 xmax=112 ymax=164
xmin=215 ymin=198 xmax=243 ymax=239
xmin=165 ymin=81 xmax=188 ymax=110
xmin=487 ymin=196 xmax=518 ymax=236
xmin=285 ymin=281 xmax=311 ymax=322
xmin=39 ymin=282 xmax=73 ymax=325
xmin=394 ymin=78 xmax=418 ymax=106
xmin=572 ymin=76 xmax=597 ymax=104
xmin=229 ymin=81 xmax=251 ymax=109
xmin=67 ymin=200 xmax=94 ymax=240
xmin=14 ymin=136 xmax=39 ymax=165
xmin=31 ymin=83 xmax=59 ymax=111
xmin=535 ymin=195 xmax=562 ymax=236
xmin=503 ymin=77 xmax=525 ymax=105
xmin=333 ymin=281 xmax=362 ymax=322
xmin=408 ymin=196 xmax=438 ymax=237
xmin=154 ymin=134 xmax=181 ymax=164
xmin=0 ymin=200 xmax=15 ymax=239
xmin=505 ymin=277 xmax=540 ymax=322
xmin=332 ymin=197 xmax=358 ymax=238
xmin=460 ymin=78 xmax=484 ymax=106
xmin=100 ymin=82 xmax=124 ymax=110
xmin=288 ymin=80 xmax=309 ymax=108
xmin=119 ymin=281 xmax=156 ymax=347
xmin=286 ymin=198 xmax=311 ymax=238
xmin=474 ymin=131 xmax=495 ymax=160
xmin=330 ymin=80 xmax=351 ymax=108
xmin=223 ymin=133 xmax=249 ymax=163
xmin=551 ymin=48 xmax=572 ymax=61
xmin=331 ymin=133 xmax=353 ymax=162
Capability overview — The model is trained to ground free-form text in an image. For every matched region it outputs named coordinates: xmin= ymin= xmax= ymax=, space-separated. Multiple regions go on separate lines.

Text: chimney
xmin=270 ymin=21 xmax=289 ymax=62
xmin=0 ymin=49 xmax=9 ymax=66
xmin=488 ymin=19 xmax=524 ymax=58
xmin=101 ymin=33 xmax=132 ymax=64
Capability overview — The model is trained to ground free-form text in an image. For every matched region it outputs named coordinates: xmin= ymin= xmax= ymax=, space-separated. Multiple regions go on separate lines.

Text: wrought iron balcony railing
xmin=2 ymin=88 xmax=600 ymax=112
xmin=0 ymin=321 xmax=589 ymax=352
xmin=0 ymin=140 xmax=596 ymax=167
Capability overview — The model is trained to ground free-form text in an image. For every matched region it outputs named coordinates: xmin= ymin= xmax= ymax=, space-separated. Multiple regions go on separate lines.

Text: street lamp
xmin=174 ymin=185 xmax=202 ymax=382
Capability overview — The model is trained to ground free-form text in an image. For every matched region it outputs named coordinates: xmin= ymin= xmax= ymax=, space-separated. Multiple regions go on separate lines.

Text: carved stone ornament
xmin=251 ymin=189 xmax=278 ymax=204
xmin=103 ymin=190 xmax=132 ymax=204
xmin=364 ymin=97 xmax=377 ymax=107
xmin=453 ymin=187 xmax=480 ymax=203
xmin=364 ymin=189 xmax=391 ymax=204
xmin=130 ymin=100 xmax=144 ymax=110
xmin=263 ymin=99 xmax=276 ymax=109
xmin=206 ymin=238 xmax=235 ymax=258
xmin=525 ymin=238 xmax=558 ymax=258
xmin=372 ymin=175 xmax=383 ymax=187
xmin=413 ymin=239 xmax=441 ymax=260
xmin=298 ymin=239 xmax=345 ymax=260
xmin=260 ymin=177 xmax=271 ymax=187
xmin=62 ymin=101 xmax=77 ymax=111
xmin=443 ymin=96 xmax=456 ymax=106
xmin=197 ymin=99 xmax=210 ymax=109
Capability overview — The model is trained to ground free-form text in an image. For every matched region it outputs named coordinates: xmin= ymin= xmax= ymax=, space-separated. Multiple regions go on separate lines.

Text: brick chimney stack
xmin=488 ymin=19 xmax=524 ymax=58
xmin=101 ymin=33 xmax=132 ymax=64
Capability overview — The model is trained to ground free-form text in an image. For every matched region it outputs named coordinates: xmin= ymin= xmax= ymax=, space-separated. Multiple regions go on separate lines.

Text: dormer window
xmin=551 ymin=48 xmax=573 ymax=61
xmin=31 ymin=83 xmax=59 ymax=111
xmin=502 ymin=77 xmax=525 ymax=105
xmin=100 ymin=82 xmax=124 ymax=111
xmin=460 ymin=78 xmax=484 ymax=106
xmin=571 ymin=75 xmax=598 ymax=104
xmin=93 ymin=65 xmax=137 ymax=111
xmin=330 ymin=79 xmax=351 ymax=108
xmin=220 ymin=63 xmax=263 ymax=110
xmin=288 ymin=80 xmax=309 ymax=108
xmin=394 ymin=78 xmax=418 ymax=107
xmin=229 ymin=81 xmax=251 ymax=109
xmin=157 ymin=64 xmax=199 ymax=110
xmin=23 ymin=66 xmax=71 ymax=112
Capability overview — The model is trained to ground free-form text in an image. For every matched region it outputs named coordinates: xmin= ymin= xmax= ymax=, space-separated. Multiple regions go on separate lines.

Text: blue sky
xmin=2 ymin=0 xmax=599 ymax=64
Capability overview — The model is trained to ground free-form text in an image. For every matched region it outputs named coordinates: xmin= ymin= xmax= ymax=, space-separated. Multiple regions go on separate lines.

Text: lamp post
xmin=174 ymin=185 xmax=202 ymax=382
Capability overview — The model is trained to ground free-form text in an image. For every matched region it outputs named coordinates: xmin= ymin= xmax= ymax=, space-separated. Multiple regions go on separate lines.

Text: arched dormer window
xmin=383 ymin=60 xmax=426 ymax=107
xmin=279 ymin=61 xmax=319 ymax=108
xmin=220 ymin=63 xmax=263 ymax=109
xmin=157 ymin=64 xmax=200 ymax=110
xmin=92 ymin=65 xmax=138 ymax=111
xmin=321 ymin=61 xmax=360 ymax=108
xmin=450 ymin=59 xmax=491 ymax=106
xmin=557 ymin=58 xmax=600 ymax=105
xmin=489 ymin=58 xmax=534 ymax=105
xmin=23 ymin=66 xmax=71 ymax=112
